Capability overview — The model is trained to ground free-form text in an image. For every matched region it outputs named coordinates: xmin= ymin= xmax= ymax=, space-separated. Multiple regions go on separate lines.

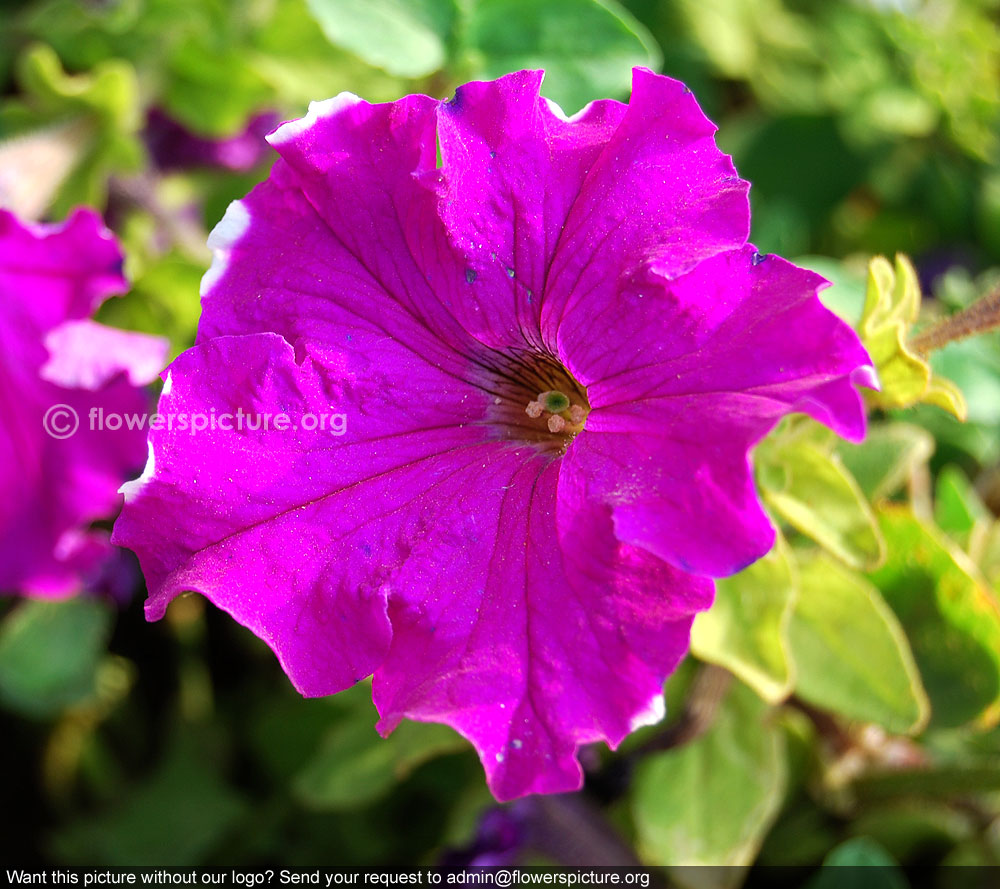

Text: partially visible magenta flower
xmin=0 ymin=208 xmax=167 ymax=598
xmin=145 ymin=109 xmax=280 ymax=173
xmin=114 ymin=69 xmax=874 ymax=799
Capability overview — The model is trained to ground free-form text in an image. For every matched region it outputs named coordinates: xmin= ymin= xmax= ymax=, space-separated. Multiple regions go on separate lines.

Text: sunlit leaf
xmin=163 ymin=40 xmax=272 ymax=137
xmin=761 ymin=440 xmax=885 ymax=571
xmin=632 ymin=681 xmax=786 ymax=879
xmin=837 ymin=422 xmax=933 ymax=502
xmin=691 ymin=540 xmax=795 ymax=703
xmin=934 ymin=465 xmax=991 ymax=549
xmin=468 ymin=0 xmax=661 ymax=113
xmin=928 ymin=333 xmax=1000 ymax=428
xmin=304 ymin=0 xmax=457 ymax=79
xmin=860 ymin=255 xmax=966 ymax=420
xmin=1 ymin=43 xmax=142 ymax=216
xmin=868 ymin=508 xmax=1000 ymax=729
xmin=788 ymin=553 xmax=929 ymax=734
xmin=251 ymin=0 xmax=410 ymax=107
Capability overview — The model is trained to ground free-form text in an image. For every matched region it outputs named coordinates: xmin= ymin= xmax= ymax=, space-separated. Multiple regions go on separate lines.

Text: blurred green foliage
xmin=3 ymin=0 xmax=1000 ymax=880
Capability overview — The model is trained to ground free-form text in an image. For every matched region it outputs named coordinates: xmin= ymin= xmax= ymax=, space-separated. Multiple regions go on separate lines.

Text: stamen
xmin=481 ymin=349 xmax=590 ymax=454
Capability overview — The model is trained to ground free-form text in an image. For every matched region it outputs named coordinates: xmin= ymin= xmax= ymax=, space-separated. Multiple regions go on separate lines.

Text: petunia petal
xmin=199 ymin=102 xmax=494 ymax=392
xmin=0 ymin=207 xmax=163 ymax=598
xmin=540 ymin=68 xmax=750 ymax=344
xmin=429 ymin=70 xmax=625 ymax=347
xmin=374 ymin=460 xmax=712 ymax=800
xmin=113 ymin=332 xmax=492 ymax=691
xmin=114 ymin=330 xmax=713 ymax=800
xmin=0 ymin=208 xmax=126 ymax=331
xmin=42 ymin=320 xmax=168 ymax=389
xmin=561 ymin=247 xmax=874 ymax=576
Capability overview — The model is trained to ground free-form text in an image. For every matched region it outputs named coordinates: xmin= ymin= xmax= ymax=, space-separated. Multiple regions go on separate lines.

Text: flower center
xmin=480 ymin=349 xmax=590 ymax=454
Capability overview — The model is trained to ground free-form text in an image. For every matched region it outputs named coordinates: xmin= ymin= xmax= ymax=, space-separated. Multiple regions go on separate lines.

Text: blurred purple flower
xmin=145 ymin=109 xmax=279 ymax=173
xmin=114 ymin=70 xmax=873 ymax=799
xmin=0 ymin=208 xmax=167 ymax=598
xmin=441 ymin=805 xmax=528 ymax=867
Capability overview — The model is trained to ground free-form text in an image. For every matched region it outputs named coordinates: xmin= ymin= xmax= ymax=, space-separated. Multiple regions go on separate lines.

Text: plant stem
xmin=527 ymin=795 xmax=646 ymax=867
xmin=911 ymin=285 xmax=1000 ymax=354
xmin=586 ymin=664 xmax=732 ymax=804
xmin=637 ymin=664 xmax=732 ymax=755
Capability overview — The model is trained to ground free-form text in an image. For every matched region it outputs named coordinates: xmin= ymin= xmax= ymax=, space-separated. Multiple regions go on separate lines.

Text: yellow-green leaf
xmin=632 ymin=681 xmax=786 ymax=881
xmin=868 ymin=508 xmax=1000 ymax=729
xmin=836 ymin=421 xmax=934 ymax=502
xmin=934 ymin=465 xmax=991 ymax=549
xmin=859 ymin=254 xmax=966 ymax=419
xmin=788 ymin=553 xmax=929 ymax=734
xmin=761 ymin=441 xmax=885 ymax=570
xmin=6 ymin=44 xmax=142 ymax=216
xmin=691 ymin=540 xmax=796 ymax=703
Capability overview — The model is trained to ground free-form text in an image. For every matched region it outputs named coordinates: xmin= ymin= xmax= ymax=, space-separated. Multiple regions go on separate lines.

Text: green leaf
xmin=294 ymin=715 xmax=466 ymax=809
xmin=928 ymin=333 xmax=1000 ymax=429
xmin=797 ymin=255 xmax=867 ymax=328
xmin=249 ymin=696 xmax=341 ymax=783
xmin=902 ymin=403 xmax=1000 ymax=470
xmin=788 ymin=554 xmax=929 ymax=733
xmin=868 ymin=508 xmax=1000 ymax=729
xmin=852 ymin=760 xmax=1000 ymax=801
xmin=0 ymin=598 xmax=114 ymax=717
xmin=847 ymin=804 xmax=973 ymax=863
xmin=632 ymin=681 xmax=786 ymax=876
xmin=807 ymin=838 xmax=909 ymax=889
xmin=163 ymin=39 xmax=272 ymax=137
xmin=96 ymin=246 xmax=205 ymax=357
xmin=934 ymin=465 xmax=991 ymax=548
xmin=304 ymin=0 xmax=457 ymax=79
xmin=468 ymin=0 xmax=661 ymax=114
xmin=760 ymin=440 xmax=885 ymax=571
xmin=983 ymin=523 xmax=1000 ymax=590
xmin=691 ymin=540 xmax=796 ymax=702
xmin=836 ymin=422 xmax=934 ymax=502
xmin=860 ymin=254 xmax=966 ymax=419
xmin=49 ymin=729 xmax=247 ymax=865
xmin=251 ymin=0 xmax=410 ymax=107
xmin=17 ymin=43 xmax=139 ymax=128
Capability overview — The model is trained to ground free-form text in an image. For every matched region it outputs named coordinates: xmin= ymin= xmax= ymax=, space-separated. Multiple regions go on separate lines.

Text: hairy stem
xmin=911 ymin=285 xmax=1000 ymax=355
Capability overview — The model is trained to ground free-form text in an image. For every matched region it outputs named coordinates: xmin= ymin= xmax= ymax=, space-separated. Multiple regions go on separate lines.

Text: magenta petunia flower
xmin=113 ymin=69 xmax=874 ymax=799
xmin=0 ymin=208 xmax=167 ymax=598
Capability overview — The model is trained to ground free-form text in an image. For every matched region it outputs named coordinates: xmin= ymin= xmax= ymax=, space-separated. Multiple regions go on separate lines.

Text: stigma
xmin=526 ymin=390 xmax=588 ymax=438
